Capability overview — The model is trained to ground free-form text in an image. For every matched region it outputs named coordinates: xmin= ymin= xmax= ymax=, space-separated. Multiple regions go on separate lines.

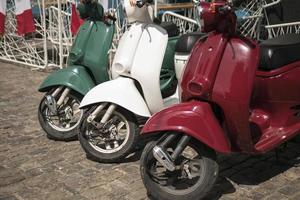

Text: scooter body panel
xmin=68 ymin=21 xmax=114 ymax=84
xmin=38 ymin=65 xmax=95 ymax=95
xmin=251 ymin=61 xmax=300 ymax=152
xmin=141 ymin=101 xmax=231 ymax=153
xmin=181 ymin=33 xmax=228 ymax=101
xmin=111 ymin=23 xmax=145 ymax=79
xmin=79 ymin=77 xmax=151 ymax=117
xmin=212 ymin=37 xmax=260 ymax=152
xmin=131 ymin=24 xmax=169 ymax=114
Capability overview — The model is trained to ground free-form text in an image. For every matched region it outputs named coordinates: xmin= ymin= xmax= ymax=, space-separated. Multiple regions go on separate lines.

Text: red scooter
xmin=139 ymin=0 xmax=300 ymax=199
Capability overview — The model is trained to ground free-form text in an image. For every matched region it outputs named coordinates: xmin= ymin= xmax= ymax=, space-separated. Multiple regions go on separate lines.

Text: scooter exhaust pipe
xmin=153 ymin=134 xmax=191 ymax=172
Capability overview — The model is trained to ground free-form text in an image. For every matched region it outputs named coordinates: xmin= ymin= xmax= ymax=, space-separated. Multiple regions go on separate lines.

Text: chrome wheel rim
xmin=86 ymin=110 xmax=131 ymax=154
xmin=45 ymin=95 xmax=83 ymax=132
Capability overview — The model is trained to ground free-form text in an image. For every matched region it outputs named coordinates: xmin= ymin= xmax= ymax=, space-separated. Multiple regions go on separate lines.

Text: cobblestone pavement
xmin=0 ymin=62 xmax=300 ymax=200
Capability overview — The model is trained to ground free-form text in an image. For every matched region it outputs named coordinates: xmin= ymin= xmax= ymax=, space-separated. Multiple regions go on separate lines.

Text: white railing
xmin=162 ymin=11 xmax=198 ymax=34
xmin=265 ymin=21 xmax=300 ymax=38
xmin=0 ymin=0 xmax=126 ymax=69
xmin=237 ymin=0 xmax=300 ymax=40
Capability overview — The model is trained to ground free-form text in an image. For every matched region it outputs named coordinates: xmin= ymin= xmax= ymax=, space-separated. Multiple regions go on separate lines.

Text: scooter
xmin=38 ymin=1 xmax=115 ymax=141
xmin=139 ymin=0 xmax=300 ymax=199
xmin=78 ymin=0 xmax=204 ymax=162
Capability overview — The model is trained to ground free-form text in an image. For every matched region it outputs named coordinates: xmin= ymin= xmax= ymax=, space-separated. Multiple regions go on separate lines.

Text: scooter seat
xmin=259 ymin=34 xmax=300 ymax=71
xmin=175 ymin=32 xmax=207 ymax=53
xmin=160 ymin=22 xmax=180 ymax=37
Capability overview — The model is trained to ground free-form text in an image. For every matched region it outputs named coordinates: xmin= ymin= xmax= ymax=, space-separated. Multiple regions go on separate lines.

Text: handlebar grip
xmin=107 ymin=15 xmax=117 ymax=21
xmin=136 ymin=1 xmax=145 ymax=8
xmin=218 ymin=5 xmax=231 ymax=14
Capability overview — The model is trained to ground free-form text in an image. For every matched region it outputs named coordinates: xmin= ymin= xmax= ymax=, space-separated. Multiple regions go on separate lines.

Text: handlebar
xmin=136 ymin=0 xmax=147 ymax=8
xmin=106 ymin=14 xmax=117 ymax=21
xmin=105 ymin=9 xmax=117 ymax=22
xmin=218 ymin=5 xmax=232 ymax=14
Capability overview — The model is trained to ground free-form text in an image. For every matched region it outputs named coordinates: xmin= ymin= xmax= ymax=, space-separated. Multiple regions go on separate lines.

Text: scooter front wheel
xmin=38 ymin=88 xmax=83 ymax=141
xmin=78 ymin=105 xmax=139 ymax=163
xmin=140 ymin=138 xmax=219 ymax=200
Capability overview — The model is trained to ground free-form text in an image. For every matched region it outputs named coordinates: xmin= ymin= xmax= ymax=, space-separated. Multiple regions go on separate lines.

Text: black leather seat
xmin=160 ymin=22 xmax=180 ymax=37
xmin=259 ymin=34 xmax=300 ymax=71
xmin=175 ymin=32 xmax=207 ymax=53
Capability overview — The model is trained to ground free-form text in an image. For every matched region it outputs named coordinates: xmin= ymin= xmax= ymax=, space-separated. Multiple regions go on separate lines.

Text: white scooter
xmin=78 ymin=0 xmax=204 ymax=162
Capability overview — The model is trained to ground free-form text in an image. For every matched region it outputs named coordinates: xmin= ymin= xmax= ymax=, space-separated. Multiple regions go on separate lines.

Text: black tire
xmin=38 ymin=89 xmax=83 ymax=141
xmin=78 ymin=106 xmax=139 ymax=163
xmin=140 ymin=139 xmax=219 ymax=200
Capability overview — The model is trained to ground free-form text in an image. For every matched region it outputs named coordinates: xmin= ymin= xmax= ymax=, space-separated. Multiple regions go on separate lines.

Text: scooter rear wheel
xmin=78 ymin=105 xmax=139 ymax=163
xmin=38 ymin=89 xmax=83 ymax=141
xmin=140 ymin=139 xmax=218 ymax=200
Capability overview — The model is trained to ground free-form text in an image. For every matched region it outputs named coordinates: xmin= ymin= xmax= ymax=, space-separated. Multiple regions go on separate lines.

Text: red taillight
xmin=188 ymin=82 xmax=203 ymax=95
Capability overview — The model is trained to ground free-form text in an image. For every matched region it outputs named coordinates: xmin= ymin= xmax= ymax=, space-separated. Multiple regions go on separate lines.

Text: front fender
xmin=38 ymin=65 xmax=96 ymax=95
xmin=142 ymin=101 xmax=231 ymax=153
xmin=79 ymin=77 xmax=151 ymax=117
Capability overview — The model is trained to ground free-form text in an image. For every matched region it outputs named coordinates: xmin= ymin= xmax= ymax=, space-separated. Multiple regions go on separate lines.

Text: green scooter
xmin=38 ymin=2 xmax=115 ymax=141
xmin=38 ymin=1 xmax=179 ymax=141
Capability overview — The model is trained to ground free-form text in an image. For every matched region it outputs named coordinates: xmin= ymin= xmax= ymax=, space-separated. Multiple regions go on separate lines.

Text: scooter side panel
xmin=131 ymin=24 xmax=169 ymax=114
xmin=252 ymin=61 xmax=300 ymax=152
xmin=212 ymin=37 xmax=259 ymax=152
xmin=79 ymin=77 xmax=151 ymax=117
xmin=141 ymin=101 xmax=231 ymax=153
xmin=38 ymin=65 xmax=95 ymax=95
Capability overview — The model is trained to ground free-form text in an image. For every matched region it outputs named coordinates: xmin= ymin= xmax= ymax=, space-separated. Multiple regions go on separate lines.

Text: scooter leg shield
xmin=141 ymin=101 xmax=231 ymax=154
xmin=79 ymin=77 xmax=152 ymax=117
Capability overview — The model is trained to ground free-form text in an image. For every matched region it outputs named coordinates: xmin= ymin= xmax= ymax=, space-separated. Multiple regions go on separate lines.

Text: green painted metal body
xmin=39 ymin=20 xmax=115 ymax=95
xmin=39 ymin=65 xmax=95 ymax=95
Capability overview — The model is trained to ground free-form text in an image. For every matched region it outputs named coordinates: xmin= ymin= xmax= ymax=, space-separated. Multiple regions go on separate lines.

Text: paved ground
xmin=0 ymin=62 xmax=299 ymax=200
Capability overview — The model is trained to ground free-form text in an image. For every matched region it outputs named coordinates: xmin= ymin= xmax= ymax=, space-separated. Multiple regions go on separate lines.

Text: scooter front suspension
xmin=153 ymin=134 xmax=191 ymax=172
xmin=87 ymin=103 xmax=108 ymax=123
xmin=57 ymin=87 xmax=71 ymax=107
xmin=45 ymin=86 xmax=64 ymax=114
xmin=101 ymin=104 xmax=117 ymax=123
xmin=52 ymin=86 xmax=64 ymax=98
xmin=171 ymin=135 xmax=191 ymax=160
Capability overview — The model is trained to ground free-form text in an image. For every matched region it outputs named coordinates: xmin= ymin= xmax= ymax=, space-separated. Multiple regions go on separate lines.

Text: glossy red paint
xmin=200 ymin=1 xmax=237 ymax=34
xmin=181 ymin=33 xmax=228 ymax=101
xmin=141 ymin=101 xmax=231 ymax=153
xmin=252 ymin=62 xmax=300 ymax=152
xmin=212 ymin=37 xmax=260 ymax=152
xmin=141 ymin=0 xmax=300 ymax=156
